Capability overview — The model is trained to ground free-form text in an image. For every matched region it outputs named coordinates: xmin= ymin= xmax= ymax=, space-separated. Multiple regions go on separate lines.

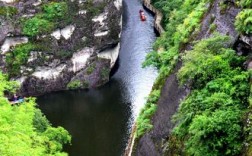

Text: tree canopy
xmin=0 ymin=73 xmax=71 ymax=156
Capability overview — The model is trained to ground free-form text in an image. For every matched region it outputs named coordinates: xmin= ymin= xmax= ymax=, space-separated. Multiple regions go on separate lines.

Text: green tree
xmin=0 ymin=72 xmax=71 ymax=155
xmin=172 ymin=35 xmax=249 ymax=155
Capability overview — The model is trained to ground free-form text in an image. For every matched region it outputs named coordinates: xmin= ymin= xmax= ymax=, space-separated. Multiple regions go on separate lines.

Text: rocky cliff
xmin=0 ymin=0 xmax=122 ymax=96
xmin=132 ymin=0 xmax=252 ymax=155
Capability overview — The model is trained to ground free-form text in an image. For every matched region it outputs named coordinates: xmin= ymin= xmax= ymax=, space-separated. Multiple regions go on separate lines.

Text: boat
xmin=10 ymin=98 xmax=24 ymax=105
xmin=139 ymin=10 xmax=146 ymax=21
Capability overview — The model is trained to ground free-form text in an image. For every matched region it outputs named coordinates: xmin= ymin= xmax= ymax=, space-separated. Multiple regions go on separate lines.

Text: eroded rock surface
xmin=0 ymin=0 xmax=122 ymax=96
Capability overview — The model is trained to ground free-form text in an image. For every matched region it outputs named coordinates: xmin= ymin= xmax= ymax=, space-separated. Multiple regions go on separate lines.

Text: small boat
xmin=139 ymin=10 xmax=146 ymax=21
xmin=10 ymin=98 xmax=24 ymax=105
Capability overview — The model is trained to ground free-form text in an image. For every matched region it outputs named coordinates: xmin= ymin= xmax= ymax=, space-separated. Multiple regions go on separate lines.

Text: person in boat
xmin=10 ymin=93 xmax=24 ymax=105
xmin=12 ymin=94 xmax=18 ymax=101
xmin=139 ymin=9 xmax=146 ymax=21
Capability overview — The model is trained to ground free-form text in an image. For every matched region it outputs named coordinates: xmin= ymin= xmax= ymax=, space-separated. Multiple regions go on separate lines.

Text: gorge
xmin=1 ymin=0 xmax=252 ymax=156
xmin=37 ymin=0 xmax=157 ymax=155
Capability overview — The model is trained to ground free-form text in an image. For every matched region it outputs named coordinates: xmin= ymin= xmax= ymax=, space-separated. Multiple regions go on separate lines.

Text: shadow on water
xmin=37 ymin=0 xmax=157 ymax=155
xmin=37 ymin=81 xmax=131 ymax=156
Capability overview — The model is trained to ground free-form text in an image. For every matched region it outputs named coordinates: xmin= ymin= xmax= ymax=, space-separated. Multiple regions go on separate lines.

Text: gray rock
xmin=0 ymin=0 xmax=122 ymax=96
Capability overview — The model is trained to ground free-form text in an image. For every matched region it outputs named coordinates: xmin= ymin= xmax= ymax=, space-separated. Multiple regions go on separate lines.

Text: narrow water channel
xmin=37 ymin=0 xmax=157 ymax=155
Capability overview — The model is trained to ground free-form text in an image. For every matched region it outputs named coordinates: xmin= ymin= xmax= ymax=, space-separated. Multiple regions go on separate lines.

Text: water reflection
xmin=114 ymin=0 xmax=157 ymax=120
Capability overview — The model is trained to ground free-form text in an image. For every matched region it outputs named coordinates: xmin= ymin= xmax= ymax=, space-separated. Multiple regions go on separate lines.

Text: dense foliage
xmin=42 ymin=2 xmax=68 ymax=21
xmin=235 ymin=9 xmax=252 ymax=34
xmin=22 ymin=2 xmax=68 ymax=36
xmin=235 ymin=0 xmax=252 ymax=34
xmin=171 ymin=35 xmax=249 ymax=155
xmin=237 ymin=0 xmax=252 ymax=8
xmin=245 ymin=75 xmax=252 ymax=155
xmin=22 ymin=17 xmax=54 ymax=37
xmin=0 ymin=73 xmax=71 ymax=155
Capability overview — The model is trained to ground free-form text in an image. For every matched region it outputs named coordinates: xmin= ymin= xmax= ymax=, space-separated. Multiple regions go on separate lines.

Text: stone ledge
xmin=142 ymin=0 xmax=164 ymax=35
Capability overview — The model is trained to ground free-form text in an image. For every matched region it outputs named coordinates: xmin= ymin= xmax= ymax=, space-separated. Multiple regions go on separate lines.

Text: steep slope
xmin=132 ymin=0 xmax=252 ymax=155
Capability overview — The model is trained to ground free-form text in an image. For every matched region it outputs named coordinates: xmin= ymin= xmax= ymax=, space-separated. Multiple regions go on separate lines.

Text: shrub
xmin=143 ymin=0 xmax=208 ymax=71
xmin=209 ymin=23 xmax=217 ymax=32
xmin=67 ymin=80 xmax=82 ymax=90
xmin=186 ymin=109 xmax=243 ymax=156
xmin=235 ymin=9 xmax=252 ymax=34
xmin=100 ymin=67 xmax=110 ymax=80
xmin=237 ymin=0 xmax=252 ymax=8
xmin=6 ymin=43 xmax=37 ymax=77
xmin=86 ymin=64 xmax=96 ymax=75
xmin=85 ymin=0 xmax=105 ymax=16
xmin=0 ymin=73 xmax=71 ymax=155
xmin=136 ymin=90 xmax=160 ymax=139
xmin=177 ymin=34 xmax=236 ymax=87
xmin=0 ymin=6 xmax=18 ymax=18
xmin=136 ymin=103 xmax=157 ymax=139
xmin=172 ymin=35 xmax=249 ymax=155
xmin=22 ymin=17 xmax=54 ymax=36
xmin=55 ymin=50 xmax=72 ymax=59
xmin=33 ymin=108 xmax=51 ymax=133
xmin=21 ymin=2 xmax=68 ymax=37
xmin=42 ymin=2 xmax=68 ymax=21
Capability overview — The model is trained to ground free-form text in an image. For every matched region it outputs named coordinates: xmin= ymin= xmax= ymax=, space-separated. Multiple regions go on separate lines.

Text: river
xmin=37 ymin=0 xmax=157 ymax=155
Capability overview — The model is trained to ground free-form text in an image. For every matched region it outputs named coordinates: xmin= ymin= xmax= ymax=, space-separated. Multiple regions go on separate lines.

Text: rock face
xmin=133 ymin=0 xmax=249 ymax=155
xmin=0 ymin=0 xmax=122 ymax=96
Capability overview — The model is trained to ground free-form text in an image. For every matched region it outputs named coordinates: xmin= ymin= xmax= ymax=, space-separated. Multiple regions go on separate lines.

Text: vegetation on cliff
xmin=0 ymin=73 xmax=71 ymax=155
xmin=0 ymin=6 xmax=18 ymax=18
xmin=22 ymin=2 xmax=68 ymax=37
xmin=235 ymin=0 xmax=252 ymax=34
xmin=136 ymin=0 xmax=252 ymax=155
xmin=138 ymin=0 xmax=211 ymax=139
xmin=136 ymin=90 xmax=159 ymax=139
xmin=171 ymin=35 xmax=249 ymax=155
xmin=6 ymin=43 xmax=38 ymax=77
